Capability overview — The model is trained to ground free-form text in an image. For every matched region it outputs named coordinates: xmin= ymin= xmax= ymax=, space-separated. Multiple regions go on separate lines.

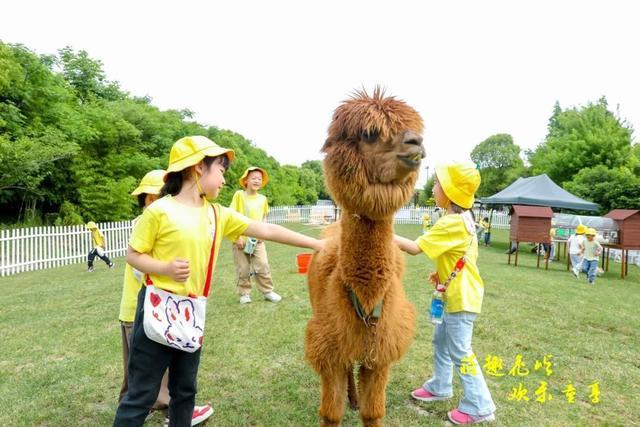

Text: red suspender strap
xmin=202 ymin=204 xmax=218 ymax=298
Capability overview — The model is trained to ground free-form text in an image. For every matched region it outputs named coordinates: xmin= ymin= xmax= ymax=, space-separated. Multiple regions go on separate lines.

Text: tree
xmin=528 ymin=98 xmax=634 ymax=185
xmin=420 ymin=175 xmax=435 ymax=206
xmin=470 ymin=133 xmax=524 ymax=197
xmin=301 ymin=160 xmax=329 ymax=200
xmin=564 ymin=165 xmax=640 ymax=213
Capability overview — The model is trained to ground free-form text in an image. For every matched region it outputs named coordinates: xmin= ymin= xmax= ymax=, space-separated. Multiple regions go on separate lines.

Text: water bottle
xmin=430 ymin=285 xmax=445 ymax=324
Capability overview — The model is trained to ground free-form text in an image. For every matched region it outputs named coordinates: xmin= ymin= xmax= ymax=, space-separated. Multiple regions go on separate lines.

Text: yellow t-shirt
xmin=129 ymin=196 xmax=251 ymax=296
xmin=415 ymin=214 xmax=484 ymax=313
xmin=229 ymin=190 xmax=269 ymax=221
xmin=91 ymin=228 xmax=105 ymax=248
xmin=119 ymin=216 xmax=143 ymax=323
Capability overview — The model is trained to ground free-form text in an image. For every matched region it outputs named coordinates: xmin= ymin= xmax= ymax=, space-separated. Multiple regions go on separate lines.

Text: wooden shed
xmin=604 ymin=209 xmax=640 ymax=246
xmin=601 ymin=209 xmax=640 ymax=279
xmin=508 ymin=205 xmax=554 ymax=268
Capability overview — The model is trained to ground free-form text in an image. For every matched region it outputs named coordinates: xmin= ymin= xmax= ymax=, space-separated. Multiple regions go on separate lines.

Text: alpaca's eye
xmin=361 ymin=129 xmax=379 ymax=143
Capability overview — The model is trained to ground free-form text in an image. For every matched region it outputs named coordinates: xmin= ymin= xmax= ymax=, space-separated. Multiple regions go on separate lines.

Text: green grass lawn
xmin=1 ymin=225 xmax=638 ymax=426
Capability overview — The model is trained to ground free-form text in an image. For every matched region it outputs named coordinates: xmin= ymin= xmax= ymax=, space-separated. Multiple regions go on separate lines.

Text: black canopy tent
xmin=479 ymin=174 xmax=599 ymax=212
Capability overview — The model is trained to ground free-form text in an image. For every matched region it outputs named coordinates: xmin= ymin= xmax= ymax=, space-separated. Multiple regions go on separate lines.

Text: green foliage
xmin=53 ymin=201 xmax=84 ymax=225
xmin=564 ymin=165 xmax=640 ymax=213
xmin=528 ymin=98 xmax=634 ymax=185
xmin=0 ymin=42 xmax=327 ymax=224
xmin=471 ymin=133 xmax=525 ymax=197
xmin=420 ymin=175 xmax=435 ymax=206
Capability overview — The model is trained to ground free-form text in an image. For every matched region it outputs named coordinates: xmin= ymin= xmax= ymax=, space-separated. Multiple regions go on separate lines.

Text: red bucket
xmin=296 ymin=253 xmax=313 ymax=274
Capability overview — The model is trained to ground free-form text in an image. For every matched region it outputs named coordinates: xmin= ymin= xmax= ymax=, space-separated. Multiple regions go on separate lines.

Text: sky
xmin=2 ymin=0 xmax=639 ymax=187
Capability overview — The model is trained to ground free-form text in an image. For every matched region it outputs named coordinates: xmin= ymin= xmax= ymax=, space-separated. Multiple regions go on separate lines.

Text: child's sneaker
xmin=239 ymin=294 xmax=252 ymax=304
xmin=448 ymin=409 xmax=495 ymax=425
xmin=163 ymin=405 xmax=214 ymax=427
xmin=109 ymin=262 xmax=115 ymax=269
xmin=87 ymin=267 xmax=95 ymax=273
xmin=192 ymin=404 xmax=214 ymax=425
xmin=572 ymin=267 xmax=579 ymax=278
xmin=264 ymin=291 xmax=282 ymax=303
xmin=410 ymin=387 xmax=451 ymax=402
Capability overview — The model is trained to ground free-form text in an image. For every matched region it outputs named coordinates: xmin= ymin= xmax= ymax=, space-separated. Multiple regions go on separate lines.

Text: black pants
xmin=88 ymin=248 xmax=112 ymax=268
xmin=114 ymin=287 xmax=201 ymax=427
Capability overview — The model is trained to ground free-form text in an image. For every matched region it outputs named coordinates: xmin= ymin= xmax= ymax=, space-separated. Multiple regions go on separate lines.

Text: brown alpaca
xmin=305 ymin=88 xmax=425 ymax=426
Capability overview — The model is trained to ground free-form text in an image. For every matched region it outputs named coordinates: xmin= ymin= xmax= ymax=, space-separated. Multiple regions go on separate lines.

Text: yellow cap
xmin=575 ymin=224 xmax=587 ymax=235
xmin=165 ymin=136 xmax=234 ymax=179
xmin=131 ymin=170 xmax=166 ymax=196
xmin=585 ymin=228 xmax=597 ymax=236
xmin=239 ymin=167 xmax=269 ymax=188
xmin=435 ymin=163 xmax=481 ymax=209
xmin=86 ymin=221 xmax=97 ymax=230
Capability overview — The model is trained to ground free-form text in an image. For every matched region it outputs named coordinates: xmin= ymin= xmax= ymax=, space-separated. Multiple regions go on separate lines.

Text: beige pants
xmin=233 ymin=241 xmax=274 ymax=295
xmin=119 ymin=321 xmax=170 ymax=409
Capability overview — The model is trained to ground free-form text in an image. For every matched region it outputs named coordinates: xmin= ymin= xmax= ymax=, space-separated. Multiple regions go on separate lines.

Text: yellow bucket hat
xmin=165 ymin=136 xmax=235 ymax=180
xmin=131 ymin=169 xmax=165 ymax=196
xmin=435 ymin=163 xmax=481 ymax=209
xmin=86 ymin=221 xmax=97 ymax=230
xmin=585 ymin=227 xmax=597 ymax=236
xmin=239 ymin=167 xmax=269 ymax=188
xmin=575 ymin=224 xmax=587 ymax=235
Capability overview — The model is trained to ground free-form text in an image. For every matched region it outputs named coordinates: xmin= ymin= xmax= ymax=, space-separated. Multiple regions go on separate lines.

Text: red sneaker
xmin=192 ymin=405 xmax=214 ymax=426
xmin=447 ymin=408 xmax=495 ymax=425
xmin=163 ymin=405 xmax=214 ymax=427
xmin=410 ymin=387 xmax=451 ymax=402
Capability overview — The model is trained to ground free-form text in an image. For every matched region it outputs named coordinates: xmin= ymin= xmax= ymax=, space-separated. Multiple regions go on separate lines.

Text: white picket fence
xmin=0 ymin=221 xmax=133 ymax=277
xmin=0 ymin=206 xmax=509 ymax=277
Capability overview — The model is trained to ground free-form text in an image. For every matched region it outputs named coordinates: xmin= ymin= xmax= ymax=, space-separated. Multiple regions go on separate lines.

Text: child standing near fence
xmin=395 ymin=163 xmax=496 ymax=425
xmin=114 ymin=136 xmax=323 ymax=426
xmin=117 ymin=169 xmax=213 ymax=425
xmin=86 ymin=221 xmax=114 ymax=271
xmin=229 ymin=167 xmax=281 ymax=304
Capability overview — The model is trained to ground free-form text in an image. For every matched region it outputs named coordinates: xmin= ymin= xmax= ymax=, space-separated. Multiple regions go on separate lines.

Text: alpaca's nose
xmin=403 ymin=131 xmax=423 ymax=147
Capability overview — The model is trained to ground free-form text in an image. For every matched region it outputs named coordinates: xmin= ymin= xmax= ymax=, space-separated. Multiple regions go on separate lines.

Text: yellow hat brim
xmin=239 ymin=167 xmax=269 ymax=188
xmin=435 ymin=165 xmax=475 ymax=209
xmin=165 ymin=146 xmax=235 ymax=178
xmin=131 ymin=184 xmax=163 ymax=196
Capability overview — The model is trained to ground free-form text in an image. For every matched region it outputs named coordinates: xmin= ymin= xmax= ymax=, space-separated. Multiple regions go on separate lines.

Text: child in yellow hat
xmin=114 ymin=136 xmax=323 ymax=426
xmin=117 ymin=169 xmax=214 ymax=425
xmin=395 ymin=162 xmax=495 ymax=425
xmin=85 ymin=221 xmax=114 ymax=271
xmin=230 ymin=167 xmax=281 ymax=304
xmin=578 ymin=228 xmax=602 ymax=284
xmin=568 ymin=224 xmax=587 ymax=277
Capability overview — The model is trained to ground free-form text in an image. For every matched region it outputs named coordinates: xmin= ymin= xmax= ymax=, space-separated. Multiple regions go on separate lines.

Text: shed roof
xmin=604 ymin=209 xmax=640 ymax=220
xmin=511 ymin=205 xmax=554 ymax=218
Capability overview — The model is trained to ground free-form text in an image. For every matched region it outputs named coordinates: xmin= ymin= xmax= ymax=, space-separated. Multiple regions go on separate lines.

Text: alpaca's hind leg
xmin=319 ymin=367 xmax=349 ymax=426
xmin=358 ymin=364 xmax=390 ymax=427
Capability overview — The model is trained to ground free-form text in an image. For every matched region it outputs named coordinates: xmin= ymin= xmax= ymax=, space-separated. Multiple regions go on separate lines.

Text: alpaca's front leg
xmin=358 ymin=364 xmax=390 ymax=427
xmin=319 ymin=367 xmax=349 ymax=426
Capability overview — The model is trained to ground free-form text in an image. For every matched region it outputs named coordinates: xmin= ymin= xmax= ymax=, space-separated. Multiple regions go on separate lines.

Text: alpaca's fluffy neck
xmin=339 ymin=210 xmax=395 ymax=311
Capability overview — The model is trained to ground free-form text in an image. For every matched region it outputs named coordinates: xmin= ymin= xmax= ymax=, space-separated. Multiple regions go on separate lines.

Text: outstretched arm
xmin=244 ymin=222 xmax=324 ymax=252
xmin=394 ymin=234 xmax=423 ymax=255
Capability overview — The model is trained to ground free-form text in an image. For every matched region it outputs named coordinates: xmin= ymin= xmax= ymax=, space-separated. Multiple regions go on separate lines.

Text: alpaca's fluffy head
xmin=322 ymin=88 xmax=425 ymax=219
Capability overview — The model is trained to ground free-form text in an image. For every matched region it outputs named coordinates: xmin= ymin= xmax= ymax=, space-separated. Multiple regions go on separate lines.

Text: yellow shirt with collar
xmin=129 ymin=195 xmax=251 ymax=296
xmin=414 ymin=213 xmax=484 ymax=314
xmin=230 ymin=190 xmax=269 ymax=221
